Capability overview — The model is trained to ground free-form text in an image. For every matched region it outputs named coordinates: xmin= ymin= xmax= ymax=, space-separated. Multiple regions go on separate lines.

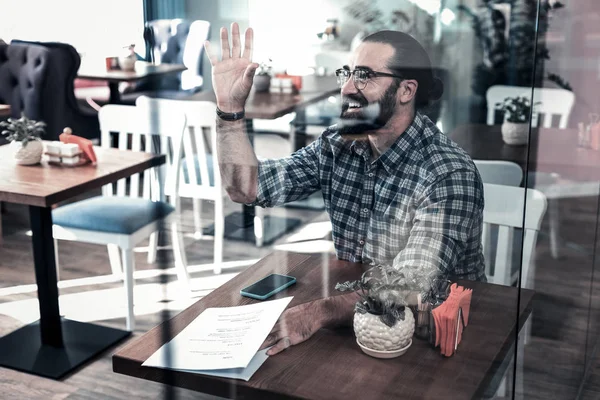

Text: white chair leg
xmin=171 ymin=222 xmax=191 ymax=292
xmin=147 ymin=232 xmax=159 ymax=264
xmin=193 ymin=198 xmax=203 ymax=239
xmin=214 ymin=197 xmax=224 ymax=274
xmin=122 ymin=248 xmax=135 ymax=332
xmin=548 ymin=199 xmax=560 ymax=259
xmin=254 ymin=207 xmax=265 ymax=248
xmin=107 ymin=244 xmax=123 ymax=277
xmin=54 ymin=238 xmax=60 ymax=282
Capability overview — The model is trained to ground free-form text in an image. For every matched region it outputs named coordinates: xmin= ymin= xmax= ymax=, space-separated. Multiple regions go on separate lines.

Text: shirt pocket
xmin=367 ymin=204 xmax=412 ymax=263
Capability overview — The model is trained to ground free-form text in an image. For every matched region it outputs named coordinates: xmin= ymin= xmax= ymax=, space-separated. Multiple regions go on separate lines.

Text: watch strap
xmin=216 ymin=107 xmax=245 ymax=121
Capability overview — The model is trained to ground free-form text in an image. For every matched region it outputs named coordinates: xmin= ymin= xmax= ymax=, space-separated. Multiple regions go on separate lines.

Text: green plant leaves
xmin=0 ymin=113 xmax=46 ymax=145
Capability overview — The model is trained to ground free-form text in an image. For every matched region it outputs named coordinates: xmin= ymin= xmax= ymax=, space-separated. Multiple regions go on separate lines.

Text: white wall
xmin=0 ymin=0 xmax=145 ymax=58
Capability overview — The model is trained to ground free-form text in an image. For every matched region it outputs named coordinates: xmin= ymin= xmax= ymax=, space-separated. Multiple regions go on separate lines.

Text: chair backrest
xmin=143 ymin=19 xmax=210 ymax=92
xmin=482 ymin=183 xmax=547 ymax=287
xmin=98 ymin=104 xmax=187 ymax=206
xmin=486 ymin=85 xmax=575 ymax=128
xmin=7 ymin=40 xmax=100 ymax=140
xmin=135 ymin=96 xmax=220 ymax=199
xmin=474 ymin=160 xmax=523 ymax=186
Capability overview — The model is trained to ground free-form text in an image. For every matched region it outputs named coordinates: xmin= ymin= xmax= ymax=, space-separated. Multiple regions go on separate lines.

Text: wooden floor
xmin=1 ymin=190 xmax=599 ymax=399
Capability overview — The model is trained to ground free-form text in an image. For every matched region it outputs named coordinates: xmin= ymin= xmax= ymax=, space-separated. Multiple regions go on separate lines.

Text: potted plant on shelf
xmin=336 ymin=264 xmax=416 ymax=358
xmin=0 ymin=114 xmax=46 ymax=165
xmin=253 ymin=59 xmax=272 ymax=92
xmin=496 ymin=96 xmax=535 ymax=146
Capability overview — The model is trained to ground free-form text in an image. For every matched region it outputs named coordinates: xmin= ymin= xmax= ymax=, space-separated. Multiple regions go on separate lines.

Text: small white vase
xmin=11 ymin=140 xmax=43 ymax=165
xmin=501 ymin=121 xmax=529 ymax=146
xmin=253 ymin=74 xmax=271 ymax=92
xmin=354 ymin=307 xmax=415 ymax=352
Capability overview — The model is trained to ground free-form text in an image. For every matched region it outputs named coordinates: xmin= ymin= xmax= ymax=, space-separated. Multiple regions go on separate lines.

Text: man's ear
xmin=398 ymin=79 xmax=418 ymax=105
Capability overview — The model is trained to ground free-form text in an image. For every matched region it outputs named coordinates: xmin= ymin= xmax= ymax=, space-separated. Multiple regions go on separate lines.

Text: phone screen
xmin=242 ymin=274 xmax=295 ymax=297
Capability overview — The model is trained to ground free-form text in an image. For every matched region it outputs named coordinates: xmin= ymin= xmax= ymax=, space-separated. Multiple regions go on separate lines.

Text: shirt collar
xmin=325 ymin=112 xmax=426 ymax=173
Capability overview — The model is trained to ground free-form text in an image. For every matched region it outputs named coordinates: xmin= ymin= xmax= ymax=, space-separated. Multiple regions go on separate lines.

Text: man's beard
xmin=336 ymin=80 xmax=400 ymax=139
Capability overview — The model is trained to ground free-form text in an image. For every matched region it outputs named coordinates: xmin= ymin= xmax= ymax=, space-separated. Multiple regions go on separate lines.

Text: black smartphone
xmin=240 ymin=274 xmax=297 ymax=300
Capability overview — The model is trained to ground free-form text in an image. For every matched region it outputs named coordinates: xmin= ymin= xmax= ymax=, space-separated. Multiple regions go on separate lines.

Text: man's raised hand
xmin=204 ymin=22 xmax=258 ymax=113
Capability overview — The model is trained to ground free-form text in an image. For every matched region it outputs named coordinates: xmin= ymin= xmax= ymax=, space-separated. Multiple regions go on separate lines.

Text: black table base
xmin=0 ymin=205 xmax=130 ymax=379
xmin=0 ymin=318 xmax=130 ymax=379
xmin=204 ymin=211 xmax=302 ymax=246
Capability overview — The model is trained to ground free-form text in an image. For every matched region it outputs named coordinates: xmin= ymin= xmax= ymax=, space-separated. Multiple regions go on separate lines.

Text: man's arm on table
xmin=263 ymin=170 xmax=484 ymax=355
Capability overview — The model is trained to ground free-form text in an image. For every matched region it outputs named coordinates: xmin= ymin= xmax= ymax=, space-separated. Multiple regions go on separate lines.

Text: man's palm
xmin=204 ymin=23 xmax=258 ymax=112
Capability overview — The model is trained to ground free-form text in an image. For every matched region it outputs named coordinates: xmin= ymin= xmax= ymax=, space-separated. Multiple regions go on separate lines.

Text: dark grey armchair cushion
xmin=0 ymin=43 xmax=49 ymax=122
xmin=1 ymin=41 xmax=99 ymax=140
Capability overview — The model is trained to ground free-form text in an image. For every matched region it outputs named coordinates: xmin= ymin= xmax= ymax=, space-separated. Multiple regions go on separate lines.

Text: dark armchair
xmin=0 ymin=41 xmax=99 ymax=141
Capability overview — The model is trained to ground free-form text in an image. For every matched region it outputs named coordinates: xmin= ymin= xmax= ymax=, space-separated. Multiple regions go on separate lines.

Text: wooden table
xmin=0 ymin=104 xmax=10 ymax=118
xmin=449 ymin=124 xmax=600 ymax=182
xmin=194 ymin=75 xmax=340 ymax=246
xmin=0 ymin=144 xmax=165 ymax=379
xmin=189 ymin=75 xmax=339 ymax=121
xmin=114 ymin=251 xmax=534 ymax=400
xmin=77 ymin=61 xmax=187 ymax=104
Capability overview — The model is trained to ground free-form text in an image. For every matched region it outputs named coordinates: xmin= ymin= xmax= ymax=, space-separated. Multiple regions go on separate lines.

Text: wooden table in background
xmin=0 ymin=144 xmax=165 ymax=379
xmin=0 ymin=104 xmax=10 ymax=118
xmin=113 ymin=251 xmax=534 ymax=400
xmin=449 ymin=124 xmax=600 ymax=182
xmin=77 ymin=61 xmax=187 ymax=104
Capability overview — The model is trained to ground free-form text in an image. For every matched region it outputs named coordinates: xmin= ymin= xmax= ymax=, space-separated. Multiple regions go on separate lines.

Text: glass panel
xmin=523 ymin=1 xmax=600 ymax=399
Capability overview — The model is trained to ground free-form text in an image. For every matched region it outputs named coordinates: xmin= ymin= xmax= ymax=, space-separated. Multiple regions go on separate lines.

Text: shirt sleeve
xmin=392 ymin=169 xmax=486 ymax=294
xmin=251 ymin=136 xmax=322 ymax=208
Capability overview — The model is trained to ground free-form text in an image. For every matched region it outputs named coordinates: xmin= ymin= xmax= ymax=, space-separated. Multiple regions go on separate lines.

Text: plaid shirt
xmin=253 ymin=112 xmax=486 ymax=282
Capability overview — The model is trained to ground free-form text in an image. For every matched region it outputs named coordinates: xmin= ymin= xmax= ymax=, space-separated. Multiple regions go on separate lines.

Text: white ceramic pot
xmin=11 ymin=140 xmax=43 ymax=165
xmin=254 ymin=74 xmax=271 ymax=92
xmin=354 ymin=307 xmax=415 ymax=352
xmin=119 ymin=55 xmax=136 ymax=71
xmin=501 ymin=121 xmax=529 ymax=146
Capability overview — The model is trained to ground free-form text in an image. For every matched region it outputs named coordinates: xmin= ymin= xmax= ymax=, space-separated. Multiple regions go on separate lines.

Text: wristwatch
xmin=216 ymin=106 xmax=245 ymax=121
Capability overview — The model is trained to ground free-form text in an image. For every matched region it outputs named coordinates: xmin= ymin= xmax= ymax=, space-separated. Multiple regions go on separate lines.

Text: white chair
xmin=482 ymin=183 xmax=547 ymax=397
xmin=52 ymin=104 xmax=188 ymax=331
xmin=475 ymin=160 xmax=523 ymax=281
xmin=482 ymin=183 xmax=547 ymax=288
xmin=486 ymin=85 xmax=579 ymax=259
xmin=474 ymin=160 xmax=523 ymax=186
xmin=486 ymin=85 xmax=575 ymax=127
xmin=136 ymin=96 xmax=231 ymax=272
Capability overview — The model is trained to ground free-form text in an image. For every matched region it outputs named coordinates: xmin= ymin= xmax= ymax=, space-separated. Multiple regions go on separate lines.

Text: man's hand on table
xmin=260 ymin=292 xmax=362 ymax=356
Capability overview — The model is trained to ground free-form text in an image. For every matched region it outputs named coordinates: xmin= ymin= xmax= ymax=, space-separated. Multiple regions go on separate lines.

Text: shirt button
xmin=359 ymin=239 xmax=365 ymax=245
xmin=362 ymin=208 xmax=369 ymax=213
xmin=368 ymin=172 xmax=374 ymax=177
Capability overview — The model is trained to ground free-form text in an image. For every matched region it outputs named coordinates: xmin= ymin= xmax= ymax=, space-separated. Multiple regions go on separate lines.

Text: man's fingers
xmin=204 ymin=41 xmax=217 ymax=66
xmin=266 ymin=337 xmax=291 ymax=356
xmin=243 ymin=63 xmax=259 ymax=83
xmin=259 ymin=330 xmax=280 ymax=350
xmin=242 ymin=27 xmax=254 ymax=60
xmin=220 ymin=27 xmax=230 ymax=60
xmin=231 ymin=22 xmax=241 ymax=58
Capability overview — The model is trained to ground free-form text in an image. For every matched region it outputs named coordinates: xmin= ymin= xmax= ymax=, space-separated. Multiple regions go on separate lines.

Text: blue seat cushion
xmin=53 ymin=196 xmax=174 ymax=234
xmin=182 ymin=154 xmax=215 ymax=186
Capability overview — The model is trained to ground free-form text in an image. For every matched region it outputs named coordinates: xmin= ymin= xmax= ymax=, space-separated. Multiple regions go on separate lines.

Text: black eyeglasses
xmin=335 ymin=67 xmax=404 ymax=90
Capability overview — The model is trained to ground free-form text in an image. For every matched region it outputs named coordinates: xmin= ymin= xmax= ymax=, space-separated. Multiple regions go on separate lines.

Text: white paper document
xmin=143 ymin=296 xmax=293 ymax=379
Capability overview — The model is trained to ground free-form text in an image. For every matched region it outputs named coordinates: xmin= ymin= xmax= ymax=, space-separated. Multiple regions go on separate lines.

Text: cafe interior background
xmin=0 ymin=0 xmax=600 ymax=398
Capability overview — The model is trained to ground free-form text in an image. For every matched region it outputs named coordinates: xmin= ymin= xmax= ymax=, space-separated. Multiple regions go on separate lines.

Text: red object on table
xmin=432 ymin=283 xmax=473 ymax=357
xmin=59 ymin=128 xmax=97 ymax=164
xmin=275 ymin=73 xmax=303 ymax=90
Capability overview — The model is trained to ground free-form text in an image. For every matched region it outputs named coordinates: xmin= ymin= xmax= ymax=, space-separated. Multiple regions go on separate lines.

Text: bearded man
xmin=204 ymin=23 xmax=485 ymax=356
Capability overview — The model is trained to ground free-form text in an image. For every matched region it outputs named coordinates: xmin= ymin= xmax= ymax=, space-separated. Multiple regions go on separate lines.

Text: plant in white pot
xmin=0 ymin=114 xmax=46 ymax=165
xmin=336 ymin=264 xmax=417 ymax=358
xmin=253 ymin=59 xmax=272 ymax=93
xmin=495 ymin=95 xmax=536 ymax=146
